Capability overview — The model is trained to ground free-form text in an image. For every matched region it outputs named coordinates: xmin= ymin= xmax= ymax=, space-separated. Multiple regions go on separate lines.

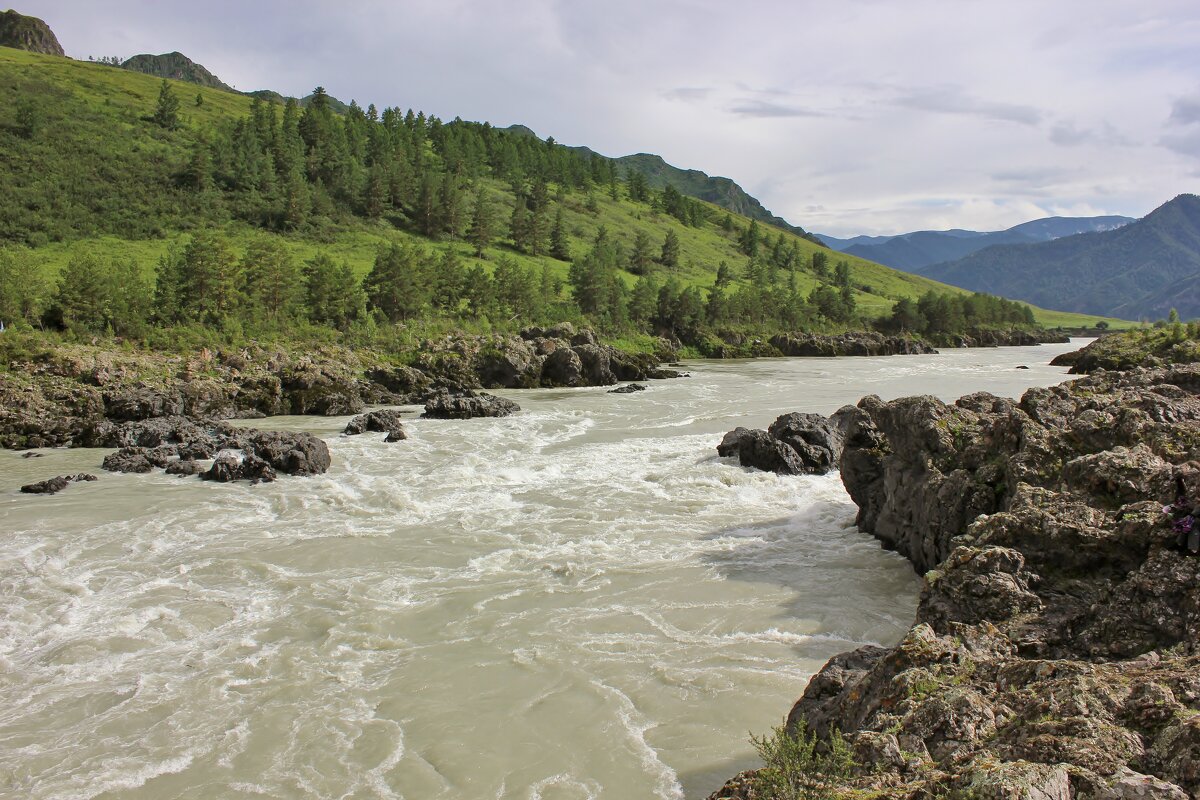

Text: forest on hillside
xmin=0 ymin=78 xmax=1038 ymax=351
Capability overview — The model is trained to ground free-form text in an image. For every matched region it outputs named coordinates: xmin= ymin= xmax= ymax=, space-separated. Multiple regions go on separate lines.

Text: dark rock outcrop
xmin=421 ymin=390 xmax=520 ymax=420
xmin=769 ymin=331 xmax=937 ymax=357
xmin=718 ymin=408 xmax=854 ymax=476
xmin=608 ymin=383 xmax=647 ymax=394
xmin=202 ymin=452 xmax=276 ymax=484
xmin=0 ymin=9 xmax=64 ymax=56
xmin=20 ymin=473 xmax=96 ymax=494
xmin=120 ymin=52 xmax=235 ymax=92
xmin=344 ymin=410 xmax=407 ymax=441
xmin=713 ymin=365 xmax=1200 ymax=799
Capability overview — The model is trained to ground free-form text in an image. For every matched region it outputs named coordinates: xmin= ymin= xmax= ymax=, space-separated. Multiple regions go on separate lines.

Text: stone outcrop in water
xmin=421 ymin=389 xmax=520 ymax=419
xmin=712 ymin=364 xmax=1200 ymax=799
xmin=718 ymin=409 xmax=854 ymax=476
xmin=344 ymin=410 xmax=407 ymax=441
xmin=20 ymin=473 xmax=97 ymax=494
xmin=90 ymin=416 xmax=331 ymax=482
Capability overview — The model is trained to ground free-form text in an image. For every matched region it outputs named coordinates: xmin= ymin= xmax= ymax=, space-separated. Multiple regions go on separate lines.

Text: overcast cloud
xmin=20 ymin=0 xmax=1200 ymax=236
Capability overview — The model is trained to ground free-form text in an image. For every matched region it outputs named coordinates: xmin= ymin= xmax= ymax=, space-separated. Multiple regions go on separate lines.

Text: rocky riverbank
xmin=712 ymin=359 xmax=1200 ymax=798
xmin=0 ymin=323 xmax=678 ymax=450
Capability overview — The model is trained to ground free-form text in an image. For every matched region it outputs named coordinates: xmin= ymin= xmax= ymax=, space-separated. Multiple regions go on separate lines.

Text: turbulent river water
xmin=1 ymin=341 xmax=1086 ymax=800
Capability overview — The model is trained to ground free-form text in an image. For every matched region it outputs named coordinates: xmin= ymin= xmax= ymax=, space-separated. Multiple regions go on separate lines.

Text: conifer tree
xmin=629 ymin=230 xmax=655 ymax=275
xmin=153 ymin=79 xmax=180 ymax=130
xmin=467 ymin=189 xmax=495 ymax=258
xmin=660 ymin=229 xmax=680 ymax=270
xmin=241 ymin=238 xmax=301 ymax=322
xmin=550 ymin=207 xmax=571 ymax=261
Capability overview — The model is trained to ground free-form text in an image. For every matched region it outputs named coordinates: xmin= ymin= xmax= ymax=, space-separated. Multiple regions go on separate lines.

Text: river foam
xmin=0 ymin=342 xmax=1085 ymax=799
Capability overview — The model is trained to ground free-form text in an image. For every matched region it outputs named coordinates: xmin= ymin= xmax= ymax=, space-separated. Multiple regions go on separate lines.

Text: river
xmin=0 ymin=341 xmax=1085 ymax=800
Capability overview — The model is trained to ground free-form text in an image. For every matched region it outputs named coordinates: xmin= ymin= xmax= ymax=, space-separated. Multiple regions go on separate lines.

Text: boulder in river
xmin=202 ymin=451 xmax=277 ymax=484
xmin=608 ymin=383 xmax=647 ymax=394
xmin=718 ymin=407 xmax=854 ymax=475
xmin=422 ymin=390 xmax=520 ymax=419
xmin=344 ymin=410 xmax=407 ymax=441
xmin=20 ymin=473 xmax=97 ymax=494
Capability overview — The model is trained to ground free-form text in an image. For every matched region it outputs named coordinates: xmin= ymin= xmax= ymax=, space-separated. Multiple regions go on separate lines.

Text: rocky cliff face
xmin=120 ymin=52 xmax=235 ymax=92
xmin=713 ymin=365 xmax=1200 ymax=799
xmin=0 ymin=9 xmax=64 ymax=56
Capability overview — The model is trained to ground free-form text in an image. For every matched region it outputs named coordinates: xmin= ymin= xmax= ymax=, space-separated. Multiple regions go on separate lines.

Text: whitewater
xmin=0 ymin=342 xmax=1084 ymax=799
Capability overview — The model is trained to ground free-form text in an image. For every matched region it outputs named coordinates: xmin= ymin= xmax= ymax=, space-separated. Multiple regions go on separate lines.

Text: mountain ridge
xmin=920 ymin=194 xmax=1200 ymax=319
xmin=818 ymin=214 xmax=1135 ymax=272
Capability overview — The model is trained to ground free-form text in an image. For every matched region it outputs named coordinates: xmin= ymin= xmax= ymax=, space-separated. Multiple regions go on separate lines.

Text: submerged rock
xmin=421 ymin=390 xmax=520 ymax=419
xmin=20 ymin=473 xmax=97 ymax=494
xmin=608 ymin=383 xmax=647 ymax=394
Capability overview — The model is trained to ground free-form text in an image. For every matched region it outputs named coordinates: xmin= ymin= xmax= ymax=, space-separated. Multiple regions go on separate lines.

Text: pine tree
xmin=660 ymin=229 xmax=680 ymax=270
xmin=510 ymin=199 xmax=533 ymax=253
xmin=241 ymin=238 xmax=301 ymax=322
xmin=153 ymin=79 xmax=180 ymax=130
xmin=467 ymin=189 xmax=495 ymax=258
xmin=550 ymin=207 xmax=571 ymax=261
xmin=629 ymin=230 xmax=655 ymax=275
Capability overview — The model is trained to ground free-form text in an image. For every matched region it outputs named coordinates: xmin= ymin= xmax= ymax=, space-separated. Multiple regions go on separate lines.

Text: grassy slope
xmin=0 ymin=46 xmax=1127 ymax=330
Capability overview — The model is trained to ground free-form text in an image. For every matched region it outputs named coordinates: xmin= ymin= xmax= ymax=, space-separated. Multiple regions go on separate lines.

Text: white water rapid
xmin=1 ymin=342 xmax=1085 ymax=799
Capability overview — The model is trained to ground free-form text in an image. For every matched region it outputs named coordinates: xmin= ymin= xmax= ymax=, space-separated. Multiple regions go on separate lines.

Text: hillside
xmin=554 ymin=134 xmax=820 ymax=241
xmin=819 ymin=215 xmax=1134 ymax=272
xmin=0 ymin=45 xmax=1114 ymax=351
xmin=921 ymin=195 xmax=1200 ymax=319
xmin=121 ymin=52 xmax=235 ymax=92
xmin=0 ymin=9 xmax=62 ymax=55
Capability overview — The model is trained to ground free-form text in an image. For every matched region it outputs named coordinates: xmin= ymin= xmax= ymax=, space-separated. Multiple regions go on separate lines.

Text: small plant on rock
xmin=748 ymin=721 xmax=856 ymax=800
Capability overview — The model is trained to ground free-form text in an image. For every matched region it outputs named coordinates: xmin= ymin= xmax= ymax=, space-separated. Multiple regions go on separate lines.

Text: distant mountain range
xmin=916 ymin=195 xmax=1200 ymax=320
xmin=818 ymin=215 xmax=1134 ymax=272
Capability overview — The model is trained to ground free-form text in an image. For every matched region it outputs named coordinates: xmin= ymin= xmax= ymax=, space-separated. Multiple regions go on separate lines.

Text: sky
xmin=19 ymin=0 xmax=1200 ymax=237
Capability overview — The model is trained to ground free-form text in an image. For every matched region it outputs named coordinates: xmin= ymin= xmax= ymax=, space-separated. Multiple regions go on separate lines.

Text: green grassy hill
xmin=0 ymin=46 xmax=1122 ymax=342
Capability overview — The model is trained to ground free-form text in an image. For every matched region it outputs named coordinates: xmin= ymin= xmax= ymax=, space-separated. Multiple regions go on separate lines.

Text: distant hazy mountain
xmin=817 ymin=215 xmax=1134 ymax=272
xmin=920 ymin=195 xmax=1200 ymax=319
xmin=0 ymin=9 xmax=63 ymax=55
xmin=122 ymin=52 xmax=235 ymax=91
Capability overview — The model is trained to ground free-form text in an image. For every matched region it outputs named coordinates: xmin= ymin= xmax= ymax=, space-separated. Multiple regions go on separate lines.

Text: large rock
xmin=344 ymin=410 xmax=407 ymax=441
xmin=240 ymin=430 xmax=331 ymax=476
xmin=201 ymin=452 xmax=276 ymax=484
xmin=474 ymin=337 xmax=544 ymax=388
xmin=542 ymin=348 xmax=584 ymax=387
xmin=718 ymin=408 xmax=854 ymax=476
xmin=714 ymin=365 xmax=1200 ymax=798
xmin=421 ymin=390 xmax=520 ymax=419
xmin=20 ymin=473 xmax=97 ymax=494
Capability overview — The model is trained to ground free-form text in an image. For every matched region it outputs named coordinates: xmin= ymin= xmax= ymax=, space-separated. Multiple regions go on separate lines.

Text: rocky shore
xmin=712 ymin=353 xmax=1200 ymax=798
xmin=0 ymin=323 xmax=677 ymax=450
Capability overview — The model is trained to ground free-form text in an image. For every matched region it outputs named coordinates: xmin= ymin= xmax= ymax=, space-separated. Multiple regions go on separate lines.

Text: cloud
xmin=1161 ymin=128 xmax=1200 ymax=159
xmin=1049 ymin=121 xmax=1134 ymax=147
xmin=727 ymin=99 xmax=825 ymax=119
xmin=894 ymin=86 xmax=1044 ymax=125
xmin=1171 ymin=92 xmax=1200 ymax=125
xmin=660 ymin=86 xmax=712 ymax=102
